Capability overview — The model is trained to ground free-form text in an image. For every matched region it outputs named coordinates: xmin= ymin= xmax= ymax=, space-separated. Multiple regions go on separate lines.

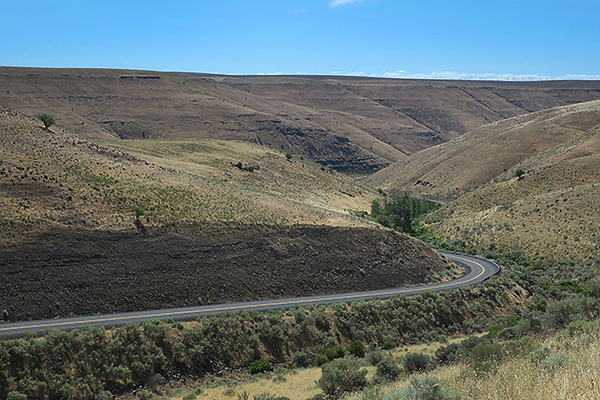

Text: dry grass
xmin=341 ymin=333 xmax=600 ymax=400
xmin=3 ymin=67 xmax=600 ymax=174
xmin=96 ymin=137 xmax=376 ymax=217
xmin=0 ymin=106 xmax=379 ymax=242
xmin=169 ymin=369 xmax=323 ymax=400
xmin=121 ymin=331 xmax=600 ymax=400
xmin=367 ymin=101 xmax=600 ymax=258
xmin=368 ymin=100 xmax=600 ymax=201
xmin=424 ymin=120 xmax=600 ymax=258
xmin=439 ymin=334 xmax=600 ymax=399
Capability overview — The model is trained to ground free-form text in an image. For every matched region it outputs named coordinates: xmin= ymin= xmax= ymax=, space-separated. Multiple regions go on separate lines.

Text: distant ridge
xmin=2 ymin=66 xmax=600 ymax=173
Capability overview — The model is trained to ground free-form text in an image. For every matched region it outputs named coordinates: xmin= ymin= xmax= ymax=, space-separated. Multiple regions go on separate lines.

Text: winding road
xmin=0 ymin=251 xmax=499 ymax=338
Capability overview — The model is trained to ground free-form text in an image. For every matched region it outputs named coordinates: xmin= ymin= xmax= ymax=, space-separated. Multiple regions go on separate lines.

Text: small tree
xmin=514 ymin=168 xmax=525 ymax=178
xmin=284 ymin=153 xmax=292 ymax=161
xmin=37 ymin=113 xmax=55 ymax=129
xmin=133 ymin=206 xmax=147 ymax=220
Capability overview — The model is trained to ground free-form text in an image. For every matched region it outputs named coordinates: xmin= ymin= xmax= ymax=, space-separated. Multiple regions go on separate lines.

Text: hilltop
xmin=367 ymin=100 xmax=600 ymax=258
xmin=2 ymin=67 xmax=600 ymax=173
xmin=0 ymin=106 xmax=452 ymax=322
xmin=366 ymin=100 xmax=600 ymax=201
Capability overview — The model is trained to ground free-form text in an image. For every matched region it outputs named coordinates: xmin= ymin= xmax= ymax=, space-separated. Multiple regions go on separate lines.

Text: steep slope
xmin=421 ymin=107 xmax=600 ymax=258
xmin=0 ymin=106 xmax=451 ymax=322
xmin=367 ymin=100 xmax=600 ymax=201
xmin=3 ymin=67 xmax=600 ymax=173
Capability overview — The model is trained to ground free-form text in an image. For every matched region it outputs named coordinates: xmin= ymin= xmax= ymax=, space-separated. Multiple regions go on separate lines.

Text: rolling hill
xmin=366 ymin=100 xmax=600 ymax=200
xmin=367 ymin=100 xmax=600 ymax=258
xmin=0 ymin=106 xmax=452 ymax=322
xmin=2 ymin=67 xmax=600 ymax=173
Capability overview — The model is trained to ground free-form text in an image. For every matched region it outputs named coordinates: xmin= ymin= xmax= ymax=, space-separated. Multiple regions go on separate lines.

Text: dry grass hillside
xmin=414 ymin=102 xmax=600 ymax=258
xmin=3 ymin=67 xmax=600 ymax=173
xmin=0 ymin=106 xmax=377 ymax=237
xmin=96 ymin=138 xmax=373 ymax=217
xmin=367 ymin=100 xmax=600 ymax=201
xmin=0 ymin=106 xmax=451 ymax=321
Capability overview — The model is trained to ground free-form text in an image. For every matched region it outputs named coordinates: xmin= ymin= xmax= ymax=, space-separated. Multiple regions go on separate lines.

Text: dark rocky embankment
xmin=0 ymin=225 xmax=450 ymax=322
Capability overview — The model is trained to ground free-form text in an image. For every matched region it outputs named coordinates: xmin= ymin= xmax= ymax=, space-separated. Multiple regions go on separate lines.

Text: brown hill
xmin=2 ymin=67 xmax=600 ymax=173
xmin=0 ymin=106 xmax=452 ymax=322
xmin=367 ymin=100 xmax=600 ymax=201
xmin=411 ymin=101 xmax=600 ymax=258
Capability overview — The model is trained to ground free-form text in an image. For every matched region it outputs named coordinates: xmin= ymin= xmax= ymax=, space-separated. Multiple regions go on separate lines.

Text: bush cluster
xmin=371 ymin=194 xmax=440 ymax=234
xmin=1 ymin=284 xmax=486 ymax=400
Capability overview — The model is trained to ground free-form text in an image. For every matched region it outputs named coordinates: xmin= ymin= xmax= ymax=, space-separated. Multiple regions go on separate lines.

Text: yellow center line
xmin=0 ymin=254 xmax=488 ymax=332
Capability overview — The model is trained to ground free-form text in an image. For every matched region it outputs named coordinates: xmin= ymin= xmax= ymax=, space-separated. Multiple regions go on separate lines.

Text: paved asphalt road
xmin=0 ymin=251 xmax=499 ymax=338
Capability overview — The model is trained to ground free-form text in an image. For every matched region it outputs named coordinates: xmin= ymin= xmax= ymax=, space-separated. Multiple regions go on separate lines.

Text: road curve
xmin=0 ymin=251 xmax=499 ymax=338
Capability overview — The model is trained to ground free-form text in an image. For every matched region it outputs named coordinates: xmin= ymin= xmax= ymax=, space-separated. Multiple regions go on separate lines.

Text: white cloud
xmin=329 ymin=0 xmax=366 ymax=8
xmin=261 ymin=70 xmax=600 ymax=81
xmin=382 ymin=70 xmax=405 ymax=77
xmin=381 ymin=71 xmax=556 ymax=81
xmin=556 ymin=74 xmax=600 ymax=80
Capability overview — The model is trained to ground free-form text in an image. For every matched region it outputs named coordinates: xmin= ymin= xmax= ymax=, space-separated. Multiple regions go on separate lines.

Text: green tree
xmin=284 ymin=153 xmax=292 ymax=161
xmin=133 ymin=205 xmax=147 ymax=220
xmin=37 ymin=113 xmax=55 ymax=129
xmin=371 ymin=193 xmax=439 ymax=234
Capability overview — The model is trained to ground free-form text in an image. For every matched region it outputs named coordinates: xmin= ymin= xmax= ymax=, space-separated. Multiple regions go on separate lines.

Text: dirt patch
xmin=0 ymin=225 xmax=449 ymax=322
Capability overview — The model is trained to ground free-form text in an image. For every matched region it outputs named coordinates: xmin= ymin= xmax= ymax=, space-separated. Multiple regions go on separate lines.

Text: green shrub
xmin=7 ymin=392 xmax=28 ymax=400
xmin=346 ymin=340 xmax=365 ymax=358
xmin=412 ymin=376 xmax=463 ymax=400
xmin=540 ymin=352 xmax=572 ymax=372
xmin=371 ymin=194 xmax=440 ymax=234
xmin=530 ymin=346 xmax=552 ymax=364
xmin=468 ymin=343 xmax=505 ymax=373
xmin=292 ymin=351 xmax=313 ymax=368
xmin=253 ymin=393 xmax=291 ymax=400
xmin=316 ymin=353 xmax=330 ymax=366
xmin=94 ymin=391 xmax=114 ymax=400
xmin=567 ymin=319 xmax=597 ymax=336
xmin=317 ymin=356 xmax=367 ymax=398
xmin=324 ymin=346 xmax=346 ymax=361
xmin=137 ymin=389 xmax=153 ymax=400
xmin=402 ymin=352 xmax=431 ymax=372
xmin=435 ymin=343 xmax=465 ymax=365
xmin=37 ymin=113 xmax=55 ymax=129
xmin=374 ymin=356 xmax=401 ymax=382
xmin=504 ymin=336 xmax=538 ymax=357
xmin=366 ymin=349 xmax=385 ymax=366
xmin=383 ymin=376 xmax=464 ymax=400
xmin=546 ymin=296 xmax=596 ymax=329
xmin=183 ymin=394 xmax=197 ymax=400
xmin=249 ymin=358 xmax=272 ymax=375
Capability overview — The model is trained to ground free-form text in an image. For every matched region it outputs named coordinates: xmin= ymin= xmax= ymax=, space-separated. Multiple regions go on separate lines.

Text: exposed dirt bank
xmin=0 ymin=225 xmax=450 ymax=322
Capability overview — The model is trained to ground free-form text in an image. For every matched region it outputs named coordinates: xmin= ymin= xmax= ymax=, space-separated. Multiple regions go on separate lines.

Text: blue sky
xmin=2 ymin=0 xmax=599 ymax=80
